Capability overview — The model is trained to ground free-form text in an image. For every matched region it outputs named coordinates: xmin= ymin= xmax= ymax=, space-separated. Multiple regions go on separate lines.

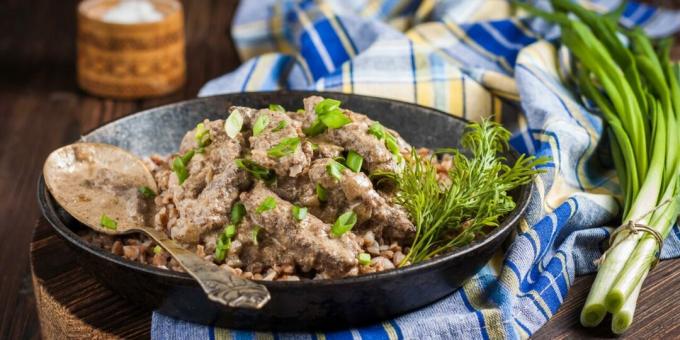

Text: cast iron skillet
xmin=37 ymin=91 xmax=531 ymax=331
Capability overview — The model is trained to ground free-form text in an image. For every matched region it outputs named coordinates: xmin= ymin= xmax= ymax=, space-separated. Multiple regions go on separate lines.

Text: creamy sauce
xmin=44 ymin=143 xmax=156 ymax=233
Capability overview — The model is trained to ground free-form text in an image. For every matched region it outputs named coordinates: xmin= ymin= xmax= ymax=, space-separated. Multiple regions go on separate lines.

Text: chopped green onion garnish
xmin=172 ymin=157 xmax=189 ymax=185
xmin=195 ymin=147 xmax=205 ymax=154
xmin=194 ymin=123 xmax=211 ymax=147
xmin=230 ymin=202 xmax=246 ymax=225
xmin=172 ymin=150 xmax=195 ymax=185
xmin=138 ymin=186 xmax=156 ymax=199
xmin=214 ymin=247 xmax=226 ymax=262
xmin=100 ymin=214 xmax=118 ymax=230
xmin=310 ymin=143 xmax=319 ymax=151
xmin=368 ymin=122 xmax=386 ymax=140
xmin=214 ymin=225 xmax=234 ymax=263
xmin=326 ymin=159 xmax=346 ymax=180
xmin=235 ymin=159 xmax=276 ymax=183
xmin=267 ymin=137 xmax=300 ymax=158
xmin=302 ymin=120 xmax=327 ymax=136
xmin=358 ymin=253 xmax=371 ymax=265
xmin=153 ymin=245 xmax=163 ymax=255
xmin=319 ymin=109 xmax=351 ymax=129
xmin=385 ymin=138 xmax=400 ymax=155
xmin=272 ymin=120 xmax=287 ymax=132
xmin=180 ymin=149 xmax=195 ymax=165
xmin=314 ymin=98 xmax=341 ymax=114
xmin=269 ymin=104 xmax=285 ymax=112
xmin=302 ymin=98 xmax=351 ymax=136
xmin=292 ymin=205 xmax=308 ymax=221
xmin=331 ymin=211 xmax=357 ymax=237
xmin=345 ymin=151 xmax=363 ymax=173
xmin=225 ymin=109 xmax=244 ymax=139
xmin=297 ymin=109 xmax=305 ymax=113
xmin=224 ymin=224 xmax=237 ymax=238
xmin=256 ymin=196 xmax=276 ymax=213
xmin=252 ymin=226 xmax=261 ymax=246
xmin=316 ymin=183 xmax=328 ymax=202
xmin=214 ymin=238 xmax=230 ymax=262
xmin=253 ymin=115 xmax=270 ymax=136
xmin=367 ymin=122 xmax=401 ymax=160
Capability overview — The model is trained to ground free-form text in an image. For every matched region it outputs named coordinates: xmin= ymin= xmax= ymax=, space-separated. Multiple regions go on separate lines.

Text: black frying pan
xmin=37 ymin=91 xmax=531 ymax=331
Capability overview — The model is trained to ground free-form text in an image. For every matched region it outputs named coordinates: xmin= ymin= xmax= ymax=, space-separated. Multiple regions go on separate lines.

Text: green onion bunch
xmin=519 ymin=0 xmax=680 ymax=333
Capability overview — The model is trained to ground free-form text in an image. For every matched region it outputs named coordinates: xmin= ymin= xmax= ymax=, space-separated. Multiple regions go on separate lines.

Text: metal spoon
xmin=43 ymin=142 xmax=270 ymax=309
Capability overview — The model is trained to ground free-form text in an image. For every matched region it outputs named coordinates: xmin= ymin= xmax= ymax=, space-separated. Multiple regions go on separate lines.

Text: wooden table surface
xmin=1 ymin=0 xmax=679 ymax=339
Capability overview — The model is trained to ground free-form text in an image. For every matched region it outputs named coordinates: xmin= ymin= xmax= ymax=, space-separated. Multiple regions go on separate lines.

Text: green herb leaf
xmin=230 ymin=202 xmax=246 ymax=225
xmin=267 ymin=137 xmax=301 ymax=158
xmin=326 ymin=159 xmax=346 ymax=180
xmin=153 ymin=245 xmax=163 ymax=255
xmin=302 ymin=120 xmax=327 ymax=136
xmin=292 ymin=205 xmax=308 ymax=221
xmin=393 ymin=120 xmax=546 ymax=265
xmin=269 ymin=104 xmax=285 ymax=112
xmin=296 ymin=109 xmax=305 ymax=113
xmin=272 ymin=120 xmax=287 ymax=132
xmin=331 ymin=211 xmax=357 ymax=237
xmin=225 ymin=109 xmax=244 ymax=139
xmin=100 ymin=214 xmax=118 ymax=230
xmin=256 ymin=196 xmax=276 ymax=213
xmin=194 ymin=122 xmax=211 ymax=147
xmin=235 ymin=159 xmax=276 ymax=183
xmin=358 ymin=253 xmax=371 ymax=265
xmin=138 ymin=186 xmax=156 ymax=199
xmin=316 ymin=183 xmax=328 ymax=202
xmin=346 ymin=151 xmax=363 ymax=173
xmin=253 ymin=115 xmax=270 ymax=136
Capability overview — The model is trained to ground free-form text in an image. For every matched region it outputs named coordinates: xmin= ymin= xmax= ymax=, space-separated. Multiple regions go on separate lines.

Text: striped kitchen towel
xmin=153 ymin=0 xmax=680 ymax=339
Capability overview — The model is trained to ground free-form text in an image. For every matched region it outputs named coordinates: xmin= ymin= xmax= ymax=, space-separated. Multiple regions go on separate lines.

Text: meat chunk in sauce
xmin=308 ymin=158 xmax=415 ymax=244
xmin=235 ymin=107 xmax=312 ymax=178
xmin=167 ymin=119 xmax=249 ymax=243
xmin=148 ymin=96 xmax=419 ymax=279
xmin=292 ymin=96 xmax=407 ymax=173
xmin=240 ymin=183 xmax=360 ymax=278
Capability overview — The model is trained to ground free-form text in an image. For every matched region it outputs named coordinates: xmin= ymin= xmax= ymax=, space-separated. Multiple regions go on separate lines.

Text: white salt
xmin=102 ymin=0 xmax=164 ymax=24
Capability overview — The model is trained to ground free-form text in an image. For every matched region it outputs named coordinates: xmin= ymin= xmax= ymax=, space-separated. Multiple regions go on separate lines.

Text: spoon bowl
xmin=43 ymin=143 xmax=157 ymax=234
xmin=43 ymin=142 xmax=271 ymax=309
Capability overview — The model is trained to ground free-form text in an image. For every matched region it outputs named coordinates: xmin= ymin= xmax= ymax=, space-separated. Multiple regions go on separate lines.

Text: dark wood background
xmin=1 ymin=0 xmax=678 ymax=339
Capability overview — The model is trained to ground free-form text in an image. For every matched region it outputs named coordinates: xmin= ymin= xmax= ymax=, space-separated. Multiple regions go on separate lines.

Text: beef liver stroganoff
xmin=81 ymin=96 xmax=421 ymax=281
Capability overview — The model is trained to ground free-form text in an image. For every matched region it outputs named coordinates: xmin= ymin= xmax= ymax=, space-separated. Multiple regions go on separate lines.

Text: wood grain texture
xmin=1 ymin=0 xmax=680 ymax=339
xmin=0 ymin=0 xmax=239 ymax=339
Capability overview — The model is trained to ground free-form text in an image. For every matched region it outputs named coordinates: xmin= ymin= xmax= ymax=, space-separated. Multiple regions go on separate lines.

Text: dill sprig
xmin=388 ymin=120 xmax=547 ymax=265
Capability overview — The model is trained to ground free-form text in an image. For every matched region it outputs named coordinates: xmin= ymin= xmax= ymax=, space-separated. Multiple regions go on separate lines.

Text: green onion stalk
xmin=517 ymin=0 xmax=680 ymax=334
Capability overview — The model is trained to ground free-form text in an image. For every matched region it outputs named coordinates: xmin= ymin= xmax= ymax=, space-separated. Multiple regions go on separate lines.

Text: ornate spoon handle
xmin=141 ymin=227 xmax=271 ymax=309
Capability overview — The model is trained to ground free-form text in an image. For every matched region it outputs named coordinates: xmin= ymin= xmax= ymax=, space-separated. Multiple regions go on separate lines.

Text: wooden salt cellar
xmin=77 ymin=0 xmax=186 ymax=99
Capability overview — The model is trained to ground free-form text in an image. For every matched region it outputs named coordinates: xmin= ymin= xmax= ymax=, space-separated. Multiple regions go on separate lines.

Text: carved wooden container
xmin=77 ymin=0 xmax=186 ymax=99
